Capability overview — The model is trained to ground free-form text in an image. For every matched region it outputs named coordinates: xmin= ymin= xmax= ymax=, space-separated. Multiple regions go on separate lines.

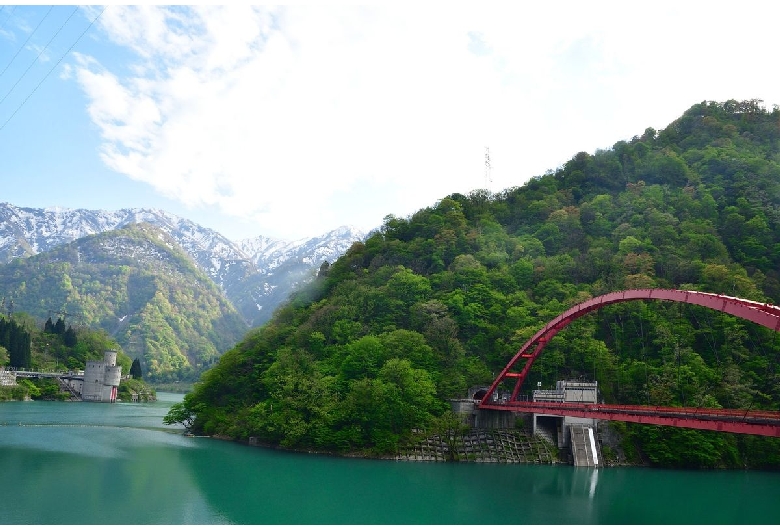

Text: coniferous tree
xmin=53 ymin=317 xmax=66 ymax=335
xmin=7 ymin=325 xmax=30 ymax=369
xmin=63 ymin=325 xmax=77 ymax=347
xmin=44 ymin=317 xmax=54 ymax=334
xmin=130 ymin=358 xmax=143 ymax=380
xmin=318 ymin=261 xmax=330 ymax=278
xmin=0 ymin=318 xmax=9 ymax=350
xmin=20 ymin=330 xmax=31 ymax=368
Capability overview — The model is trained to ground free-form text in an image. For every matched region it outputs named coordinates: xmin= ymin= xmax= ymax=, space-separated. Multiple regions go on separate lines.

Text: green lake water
xmin=1 ymin=392 xmax=778 ymax=525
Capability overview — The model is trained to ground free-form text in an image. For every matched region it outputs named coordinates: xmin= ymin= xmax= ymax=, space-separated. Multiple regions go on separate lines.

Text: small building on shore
xmin=532 ymin=380 xmax=599 ymax=449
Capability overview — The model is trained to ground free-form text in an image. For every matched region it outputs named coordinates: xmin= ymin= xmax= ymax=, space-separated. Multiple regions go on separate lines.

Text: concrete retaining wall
xmin=397 ymin=429 xmax=559 ymax=463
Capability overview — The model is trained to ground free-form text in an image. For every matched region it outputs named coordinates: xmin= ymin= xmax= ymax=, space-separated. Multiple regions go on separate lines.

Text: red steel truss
xmin=478 ymin=289 xmax=780 ymax=436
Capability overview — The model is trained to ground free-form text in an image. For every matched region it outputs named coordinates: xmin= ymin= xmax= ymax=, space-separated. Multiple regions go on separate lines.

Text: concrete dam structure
xmin=80 ymin=350 xmax=122 ymax=402
xmin=8 ymin=350 xmax=123 ymax=403
xmin=450 ymin=380 xmax=603 ymax=467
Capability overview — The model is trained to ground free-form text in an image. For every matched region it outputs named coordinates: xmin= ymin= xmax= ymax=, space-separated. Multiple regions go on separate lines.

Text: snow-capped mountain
xmin=238 ymin=225 xmax=366 ymax=273
xmin=0 ymin=202 xmax=367 ymax=326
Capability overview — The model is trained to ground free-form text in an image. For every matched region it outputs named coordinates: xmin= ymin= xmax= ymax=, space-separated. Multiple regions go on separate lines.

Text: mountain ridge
xmin=0 ymin=222 xmax=249 ymax=381
xmin=0 ymin=203 xmax=368 ymax=326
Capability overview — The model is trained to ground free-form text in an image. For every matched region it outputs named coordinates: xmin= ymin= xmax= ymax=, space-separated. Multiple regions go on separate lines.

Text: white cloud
xmin=71 ymin=2 xmax=780 ymax=239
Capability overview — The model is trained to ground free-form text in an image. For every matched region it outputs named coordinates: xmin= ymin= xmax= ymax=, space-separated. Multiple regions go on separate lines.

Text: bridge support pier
xmin=450 ymin=399 xmax=605 ymax=466
xmin=534 ymin=414 xmax=600 ymax=449
xmin=450 ymin=399 xmax=518 ymax=429
xmin=532 ymin=415 xmax=601 ymax=466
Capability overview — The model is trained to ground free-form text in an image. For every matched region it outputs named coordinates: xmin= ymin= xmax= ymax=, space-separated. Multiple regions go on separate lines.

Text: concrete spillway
xmin=570 ymin=424 xmax=601 ymax=467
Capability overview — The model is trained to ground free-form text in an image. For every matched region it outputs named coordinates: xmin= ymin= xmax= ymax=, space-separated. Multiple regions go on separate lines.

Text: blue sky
xmin=1 ymin=3 xmax=778 ymax=242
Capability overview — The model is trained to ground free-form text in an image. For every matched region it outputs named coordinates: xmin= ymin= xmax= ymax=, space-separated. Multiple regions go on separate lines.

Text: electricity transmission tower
xmin=484 ymin=146 xmax=492 ymax=189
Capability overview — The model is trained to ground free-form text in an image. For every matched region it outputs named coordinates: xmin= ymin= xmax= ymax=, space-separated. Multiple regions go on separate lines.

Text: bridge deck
xmin=480 ymin=401 xmax=780 ymax=437
xmin=13 ymin=371 xmax=68 ymax=378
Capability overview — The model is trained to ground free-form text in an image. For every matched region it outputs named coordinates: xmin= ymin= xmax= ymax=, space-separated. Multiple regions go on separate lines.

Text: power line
xmin=0 ymin=6 xmax=106 ymax=132
xmin=0 ymin=6 xmax=78 ymax=108
xmin=0 ymin=6 xmax=55 ymax=79
xmin=0 ymin=6 xmax=17 ymax=34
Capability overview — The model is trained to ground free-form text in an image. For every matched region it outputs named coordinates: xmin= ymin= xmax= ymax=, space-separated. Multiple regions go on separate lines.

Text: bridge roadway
xmin=13 ymin=370 xmax=71 ymax=378
xmin=480 ymin=400 xmax=780 ymax=437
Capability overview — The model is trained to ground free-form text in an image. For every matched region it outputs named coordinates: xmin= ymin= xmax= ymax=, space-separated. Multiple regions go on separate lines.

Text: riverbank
xmin=240 ymin=428 xmax=564 ymax=464
xmin=232 ymin=421 xmax=639 ymax=467
xmin=152 ymin=381 xmax=195 ymax=394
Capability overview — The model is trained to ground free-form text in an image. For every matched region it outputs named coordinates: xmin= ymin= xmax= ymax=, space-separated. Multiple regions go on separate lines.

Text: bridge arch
xmin=480 ymin=289 xmax=780 ymax=407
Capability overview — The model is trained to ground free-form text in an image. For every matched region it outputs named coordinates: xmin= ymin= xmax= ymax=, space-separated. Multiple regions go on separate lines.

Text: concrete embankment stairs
xmin=396 ymin=429 xmax=558 ymax=463
xmin=569 ymin=424 xmax=601 ymax=467
xmin=55 ymin=377 xmax=80 ymax=401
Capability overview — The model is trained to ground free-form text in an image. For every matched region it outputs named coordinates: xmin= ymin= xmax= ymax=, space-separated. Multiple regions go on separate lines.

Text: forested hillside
xmin=0 ymin=223 xmax=248 ymax=381
xmin=175 ymin=100 xmax=780 ymax=468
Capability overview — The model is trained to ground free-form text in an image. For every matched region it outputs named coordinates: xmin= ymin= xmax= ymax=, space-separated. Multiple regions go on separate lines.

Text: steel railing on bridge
xmin=481 ymin=399 xmax=780 ymax=437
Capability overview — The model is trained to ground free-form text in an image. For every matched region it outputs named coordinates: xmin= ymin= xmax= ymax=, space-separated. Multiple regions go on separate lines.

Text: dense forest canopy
xmin=173 ymin=100 xmax=780 ymax=468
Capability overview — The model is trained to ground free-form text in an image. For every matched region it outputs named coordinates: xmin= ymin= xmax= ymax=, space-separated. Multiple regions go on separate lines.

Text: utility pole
xmin=55 ymin=310 xmax=72 ymax=321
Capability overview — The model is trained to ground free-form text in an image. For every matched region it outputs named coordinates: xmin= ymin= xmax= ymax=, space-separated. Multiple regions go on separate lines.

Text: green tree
xmin=6 ymin=323 xmax=31 ymax=369
xmin=63 ymin=325 xmax=77 ymax=347
xmin=163 ymin=399 xmax=199 ymax=430
xmin=130 ymin=358 xmax=143 ymax=380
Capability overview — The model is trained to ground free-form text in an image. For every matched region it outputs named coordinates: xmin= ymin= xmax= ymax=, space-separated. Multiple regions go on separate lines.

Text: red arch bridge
xmin=478 ymin=289 xmax=780 ymax=437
